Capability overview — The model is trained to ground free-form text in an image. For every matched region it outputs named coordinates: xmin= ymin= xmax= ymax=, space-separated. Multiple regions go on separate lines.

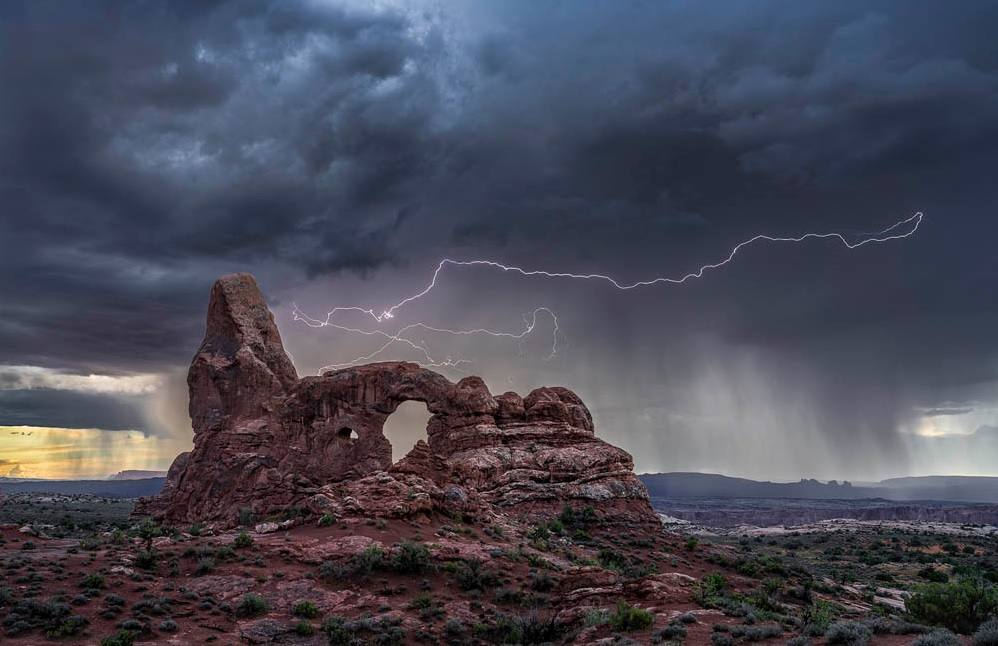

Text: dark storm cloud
xmin=2 ymin=0 xmax=997 ymax=476
xmin=0 ymin=389 xmax=146 ymax=431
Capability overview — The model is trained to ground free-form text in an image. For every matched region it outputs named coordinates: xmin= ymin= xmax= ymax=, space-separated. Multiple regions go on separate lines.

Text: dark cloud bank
xmin=2 ymin=1 xmax=997 ymax=479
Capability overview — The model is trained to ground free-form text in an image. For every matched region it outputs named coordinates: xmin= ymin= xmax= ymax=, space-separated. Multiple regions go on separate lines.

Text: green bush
xmin=693 ymin=572 xmax=728 ymax=605
xmin=292 ymin=599 xmax=319 ymax=619
xmin=236 ymin=593 xmax=268 ymax=617
xmin=392 ymin=541 xmax=432 ymax=574
xmin=906 ymin=578 xmax=998 ymax=634
xmin=234 ymin=531 xmax=254 ymax=548
xmin=455 ymin=559 xmax=499 ymax=591
xmin=608 ymin=600 xmax=654 ymax=632
xmin=825 ymin=621 xmax=872 ymax=645
xmin=80 ymin=573 xmax=105 ymax=590
xmin=195 ymin=557 xmax=215 ymax=575
xmin=919 ymin=567 xmax=949 ymax=583
xmin=294 ymin=620 xmax=315 ymax=636
xmin=100 ymin=630 xmax=136 ymax=646
xmin=45 ymin=614 xmax=88 ymax=638
xmin=134 ymin=549 xmax=158 ymax=570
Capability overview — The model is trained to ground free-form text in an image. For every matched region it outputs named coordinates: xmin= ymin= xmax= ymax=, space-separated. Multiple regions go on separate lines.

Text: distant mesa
xmin=135 ymin=273 xmax=657 ymax=528
xmin=108 ymin=470 xmax=167 ymax=481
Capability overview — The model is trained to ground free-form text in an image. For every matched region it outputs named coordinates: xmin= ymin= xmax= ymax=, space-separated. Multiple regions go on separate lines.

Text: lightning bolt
xmin=295 ymin=211 xmax=922 ymax=372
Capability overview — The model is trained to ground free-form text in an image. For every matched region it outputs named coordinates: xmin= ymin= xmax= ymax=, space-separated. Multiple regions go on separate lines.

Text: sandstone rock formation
xmin=137 ymin=273 xmax=656 ymax=527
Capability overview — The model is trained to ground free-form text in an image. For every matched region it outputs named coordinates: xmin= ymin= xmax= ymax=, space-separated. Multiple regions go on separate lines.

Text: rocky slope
xmin=136 ymin=273 xmax=656 ymax=530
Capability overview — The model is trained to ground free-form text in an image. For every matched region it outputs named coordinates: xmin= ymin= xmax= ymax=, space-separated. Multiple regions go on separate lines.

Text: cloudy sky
xmin=2 ymin=0 xmax=997 ymax=480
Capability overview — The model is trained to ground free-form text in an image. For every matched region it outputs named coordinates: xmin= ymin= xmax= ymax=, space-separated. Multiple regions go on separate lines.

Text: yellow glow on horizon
xmin=0 ymin=426 xmax=186 ymax=480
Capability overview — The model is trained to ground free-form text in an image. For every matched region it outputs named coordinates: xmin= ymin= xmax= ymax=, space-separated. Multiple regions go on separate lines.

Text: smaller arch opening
xmin=336 ymin=427 xmax=359 ymax=442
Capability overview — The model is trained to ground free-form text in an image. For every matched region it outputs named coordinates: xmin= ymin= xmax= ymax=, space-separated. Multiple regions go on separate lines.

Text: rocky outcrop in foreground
xmin=136 ymin=273 xmax=656 ymax=528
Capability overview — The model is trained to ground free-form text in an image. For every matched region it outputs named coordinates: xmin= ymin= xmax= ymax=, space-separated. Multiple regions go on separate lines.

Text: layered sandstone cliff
xmin=136 ymin=273 xmax=656 ymax=527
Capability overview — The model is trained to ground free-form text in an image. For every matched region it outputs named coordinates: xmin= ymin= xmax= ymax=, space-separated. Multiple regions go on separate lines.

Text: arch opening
xmin=336 ymin=427 xmax=358 ymax=442
xmin=383 ymin=400 xmax=432 ymax=464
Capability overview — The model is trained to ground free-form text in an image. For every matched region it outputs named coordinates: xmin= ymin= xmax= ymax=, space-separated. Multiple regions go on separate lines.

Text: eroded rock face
xmin=136 ymin=273 xmax=656 ymax=527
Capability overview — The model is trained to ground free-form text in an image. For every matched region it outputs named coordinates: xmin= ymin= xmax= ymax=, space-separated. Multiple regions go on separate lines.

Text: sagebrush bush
xmin=392 ymin=541 xmax=431 ymax=574
xmin=236 ymin=593 xmax=268 ymax=617
xmin=825 ymin=621 xmax=872 ymax=646
xmin=974 ymin=619 xmax=998 ymax=646
xmin=80 ymin=573 xmax=105 ymax=590
xmin=608 ymin=601 xmax=654 ymax=632
xmin=912 ymin=629 xmax=961 ymax=646
xmin=654 ymin=623 xmax=687 ymax=642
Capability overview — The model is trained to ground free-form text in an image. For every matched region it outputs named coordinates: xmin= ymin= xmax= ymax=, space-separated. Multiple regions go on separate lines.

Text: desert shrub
xmin=188 ymin=523 xmax=203 ymax=537
xmin=863 ymin=617 xmax=927 ymax=635
xmin=494 ymin=587 xmax=524 ymax=605
xmin=731 ymin=624 xmax=783 ymax=642
xmin=686 ymin=537 xmax=700 ymax=551
xmin=475 ymin=612 xmax=564 ymax=644
xmin=608 ymin=600 xmax=654 ymax=632
xmin=392 ymin=541 xmax=432 ymax=574
xmin=292 ymin=599 xmax=319 ymax=619
xmin=801 ymin=599 xmax=838 ymax=635
xmin=100 ymin=630 xmax=136 ymax=646
xmin=323 ymin=616 xmax=350 ymax=645
xmin=919 ymin=567 xmax=949 ymax=583
xmin=238 ymin=508 xmax=255 ymax=526
xmin=342 ymin=545 xmax=385 ymax=578
xmin=44 ymin=614 xmax=88 ymax=637
xmin=585 ymin=608 xmax=610 ymax=626
xmin=294 ymin=620 xmax=315 ymax=636
xmin=444 ymin=618 xmax=467 ymax=637
xmin=530 ymin=571 xmax=554 ymax=592
xmin=236 ymin=593 xmax=268 ymax=617
xmin=973 ymin=619 xmax=998 ymax=646
xmin=711 ymin=633 xmax=734 ymax=646
xmin=786 ymin=637 xmax=812 ymax=646
xmin=321 ymin=615 xmax=403 ymax=645
xmin=21 ymin=541 xmax=36 ymax=550
xmin=913 ymin=629 xmax=962 ymax=646
xmin=906 ymin=578 xmax=998 ymax=634
xmin=676 ymin=612 xmax=698 ymax=624
xmin=528 ymin=524 xmax=552 ymax=543
xmin=233 ymin=531 xmax=253 ymax=548
xmin=318 ymin=514 xmax=335 ymax=527
xmin=455 ymin=559 xmax=499 ymax=591
xmin=80 ymin=573 xmax=105 ymax=589
xmin=825 ymin=620 xmax=873 ymax=645
xmin=195 ymin=557 xmax=215 ymax=575
xmin=158 ymin=619 xmax=178 ymax=633
xmin=654 ymin=623 xmax=687 ymax=642
xmin=693 ymin=572 xmax=728 ymax=605
xmin=134 ymin=549 xmax=158 ymax=570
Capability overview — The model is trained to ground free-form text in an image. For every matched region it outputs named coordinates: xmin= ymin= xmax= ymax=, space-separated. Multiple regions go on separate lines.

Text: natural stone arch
xmin=382 ymin=400 xmax=432 ymax=464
